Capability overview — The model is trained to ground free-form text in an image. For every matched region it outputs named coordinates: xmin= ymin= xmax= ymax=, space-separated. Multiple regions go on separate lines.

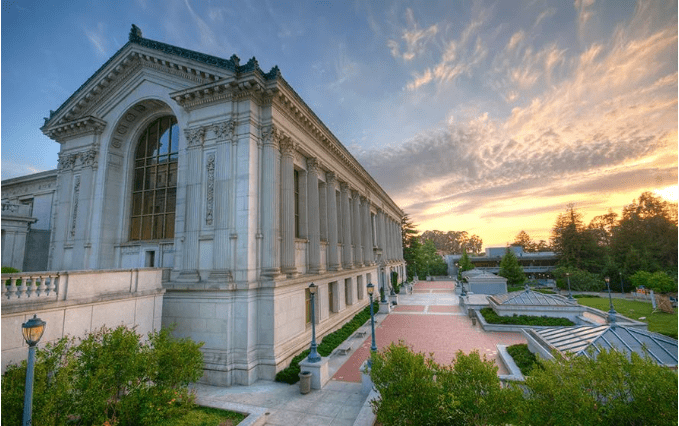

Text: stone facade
xmin=2 ymin=26 xmax=405 ymax=386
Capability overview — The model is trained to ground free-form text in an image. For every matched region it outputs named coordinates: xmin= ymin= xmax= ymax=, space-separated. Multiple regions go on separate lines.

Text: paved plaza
xmin=194 ymin=279 xmax=527 ymax=425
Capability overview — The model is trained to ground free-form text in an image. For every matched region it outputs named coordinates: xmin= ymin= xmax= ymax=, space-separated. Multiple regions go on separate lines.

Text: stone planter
xmin=299 ymin=371 xmax=312 ymax=394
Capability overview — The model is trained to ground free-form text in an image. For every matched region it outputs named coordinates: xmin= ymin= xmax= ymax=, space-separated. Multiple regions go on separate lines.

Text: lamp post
xmin=566 ymin=272 xmax=574 ymax=300
xmin=366 ymin=283 xmax=378 ymax=366
xmin=307 ymin=283 xmax=321 ymax=363
xmin=22 ymin=314 xmax=46 ymax=426
xmin=619 ymin=272 xmax=624 ymax=295
xmin=604 ymin=276 xmax=616 ymax=326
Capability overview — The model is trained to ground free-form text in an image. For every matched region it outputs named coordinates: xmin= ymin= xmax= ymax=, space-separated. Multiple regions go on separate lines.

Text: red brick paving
xmin=331 ymin=280 xmax=526 ymax=383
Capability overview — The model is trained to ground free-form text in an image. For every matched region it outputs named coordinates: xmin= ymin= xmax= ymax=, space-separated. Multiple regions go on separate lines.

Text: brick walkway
xmin=331 ymin=280 xmax=526 ymax=383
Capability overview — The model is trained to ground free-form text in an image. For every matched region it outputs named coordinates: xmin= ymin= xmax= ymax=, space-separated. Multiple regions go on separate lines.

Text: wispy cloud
xmin=85 ymin=23 xmax=109 ymax=59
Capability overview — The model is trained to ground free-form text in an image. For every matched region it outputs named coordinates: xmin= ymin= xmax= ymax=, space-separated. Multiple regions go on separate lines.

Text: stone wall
xmin=1 ymin=268 xmax=164 ymax=372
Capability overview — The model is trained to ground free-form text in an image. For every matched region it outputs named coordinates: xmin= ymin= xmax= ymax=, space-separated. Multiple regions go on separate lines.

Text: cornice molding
xmin=43 ymin=116 xmax=107 ymax=143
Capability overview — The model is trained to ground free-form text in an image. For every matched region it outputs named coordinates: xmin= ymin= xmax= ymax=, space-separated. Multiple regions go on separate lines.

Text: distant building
xmin=446 ymin=246 xmax=558 ymax=282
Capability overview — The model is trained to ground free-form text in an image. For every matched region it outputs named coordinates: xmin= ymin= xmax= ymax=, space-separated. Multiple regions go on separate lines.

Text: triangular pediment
xmin=41 ymin=25 xmax=281 ymax=141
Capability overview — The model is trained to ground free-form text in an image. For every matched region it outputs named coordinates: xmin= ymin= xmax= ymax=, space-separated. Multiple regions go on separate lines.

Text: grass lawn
xmin=163 ymin=406 xmax=246 ymax=426
xmin=576 ymin=297 xmax=677 ymax=339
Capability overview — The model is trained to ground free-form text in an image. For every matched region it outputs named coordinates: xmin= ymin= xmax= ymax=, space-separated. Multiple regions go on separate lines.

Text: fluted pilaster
xmin=307 ymin=157 xmax=321 ymax=274
xmin=326 ymin=172 xmax=340 ymax=271
xmin=340 ymin=182 xmax=353 ymax=269
xmin=280 ymin=137 xmax=298 ymax=277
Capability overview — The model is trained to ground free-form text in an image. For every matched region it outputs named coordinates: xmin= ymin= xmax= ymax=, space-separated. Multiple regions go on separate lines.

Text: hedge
xmin=275 ymin=300 xmax=379 ymax=384
xmin=479 ymin=308 xmax=574 ymax=326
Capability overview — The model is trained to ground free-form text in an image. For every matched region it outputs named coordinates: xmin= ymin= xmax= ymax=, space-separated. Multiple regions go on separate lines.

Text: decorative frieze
xmin=58 ymin=148 xmax=99 ymax=172
xmin=206 ymin=153 xmax=215 ymax=226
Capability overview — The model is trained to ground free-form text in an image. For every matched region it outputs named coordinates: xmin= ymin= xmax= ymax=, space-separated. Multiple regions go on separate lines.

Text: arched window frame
xmin=129 ymin=115 xmax=179 ymax=241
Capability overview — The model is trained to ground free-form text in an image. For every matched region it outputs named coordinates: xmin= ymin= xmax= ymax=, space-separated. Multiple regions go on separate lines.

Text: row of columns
xmin=259 ymin=125 xmax=404 ymax=279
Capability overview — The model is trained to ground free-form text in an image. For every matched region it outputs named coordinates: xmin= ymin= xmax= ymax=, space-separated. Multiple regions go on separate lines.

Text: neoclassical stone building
xmin=2 ymin=25 xmax=405 ymax=385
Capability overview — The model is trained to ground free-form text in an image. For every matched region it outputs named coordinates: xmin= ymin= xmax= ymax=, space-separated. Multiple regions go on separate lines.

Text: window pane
xmin=135 ymin=132 xmax=147 ymax=159
xmin=156 ymin=164 xmax=168 ymax=188
xmin=153 ymin=214 xmax=164 ymax=239
xmin=158 ymin=118 xmax=170 ymax=155
xmin=130 ymin=217 xmax=141 ymax=240
xmin=143 ymin=191 xmax=154 ymax=215
xmin=145 ymin=166 xmax=157 ymax=190
xmin=170 ymin=122 xmax=180 ymax=152
xmin=141 ymin=216 xmax=152 ymax=240
xmin=132 ymin=193 xmax=143 ymax=215
xmin=165 ymin=213 xmax=175 ymax=238
xmin=155 ymin=190 xmax=166 ymax=214
xmin=147 ymin=121 xmax=159 ymax=157
xmin=168 ymin=163 xmax=177 ymax=187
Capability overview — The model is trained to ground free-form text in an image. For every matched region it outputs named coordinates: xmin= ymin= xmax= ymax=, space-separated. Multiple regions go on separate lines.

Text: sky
xmin=1 ymin=0 xmax=677 ymax=247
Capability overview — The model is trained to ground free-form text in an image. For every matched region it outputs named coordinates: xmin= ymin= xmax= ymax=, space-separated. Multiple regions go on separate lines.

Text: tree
xmin=630 ymin=271 xmax=677 ymax=294
xmin=611 ymin=192 xmax=678 ymax=275
xmin=588 ymin=209 xmax=618 ymax=247
xmin=498 ymin=248 xmax=525 ymax=286
xmin=550 ymin=204 xmax=603 ymax=272
xmin=457 ymin=250 xmax=474 ymax=279
xmin=401 ymin=213 xmax=420 ymax=280
xmin=420 ymin=230 xmax=483 ymax=255
xmin=513 ymin=230 xmax=534 ymax=252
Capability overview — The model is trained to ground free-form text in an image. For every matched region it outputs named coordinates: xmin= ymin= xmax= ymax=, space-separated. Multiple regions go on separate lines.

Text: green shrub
xmin=479 ymin=308 xmax=574 ymax=326
xmin=518 ymin=348 xmax=678 ymax=426
xmin=2 ymin=266 xmax=22 ymax=286
xmin=630 ymin=270 xmax=678 ymax=294
xmin=553 ymin=266 xmax=605 ymax=292
xmin=506 ymin=343 xmax=541 ymax=376
xmin=1 ymin=325 xmax=204 ymax=426
xmin=369 ymin=341 xmax=522 ymax=425
xmin=275 ymin=300 xmax=378 ymax=384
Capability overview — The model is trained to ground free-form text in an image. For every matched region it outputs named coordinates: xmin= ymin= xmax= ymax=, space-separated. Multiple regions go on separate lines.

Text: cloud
xmin=85 ymin=23 xmax=109 ymax=59
xmin=387 ymin=8 xmax=439 ymax=61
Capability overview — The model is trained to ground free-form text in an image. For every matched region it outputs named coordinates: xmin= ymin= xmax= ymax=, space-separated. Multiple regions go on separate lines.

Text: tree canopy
xmin=498 ymin=248 xmax=526 ymax=285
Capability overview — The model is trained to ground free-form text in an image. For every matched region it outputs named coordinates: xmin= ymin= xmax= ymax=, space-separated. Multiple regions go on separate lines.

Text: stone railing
xmin=2 ymin=273 xmax=60 ymax=303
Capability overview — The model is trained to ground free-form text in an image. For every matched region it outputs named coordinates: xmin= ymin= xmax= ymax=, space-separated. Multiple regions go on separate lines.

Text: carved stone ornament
xmin=206 ymin=153 xmax=215 ymax=226
xmin=70 ymin=176 xmax=81 ymax=238
xmin=279 ymin=136 xmax=295 ymax=157
xmin=306 ymin=157 xmax=319 ymax=174
xmin=184 ymin=127 xmax=206 ymax=147
xmin=2 ymin=202 xmax=20 ymax=213
xmin=58 ymin=149 xmax=99 ymax=172
xmin=213 ymin=120 xmax=236 ymax=142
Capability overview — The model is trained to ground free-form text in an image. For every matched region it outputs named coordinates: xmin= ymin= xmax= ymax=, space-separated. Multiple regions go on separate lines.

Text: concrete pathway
xmin=193 ymin=279 xmax=527 ymax=425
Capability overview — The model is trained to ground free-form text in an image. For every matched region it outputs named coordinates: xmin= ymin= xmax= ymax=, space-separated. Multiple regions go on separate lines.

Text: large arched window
xmin=129 ymin=116 xmax=179 ymax=241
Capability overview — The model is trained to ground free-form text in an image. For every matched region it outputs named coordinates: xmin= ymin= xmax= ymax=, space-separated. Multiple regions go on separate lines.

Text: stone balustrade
xmin=2 ymin=273 xmax=60 ymax=303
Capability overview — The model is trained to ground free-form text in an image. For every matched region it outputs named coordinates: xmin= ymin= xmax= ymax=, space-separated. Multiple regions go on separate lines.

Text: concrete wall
xmin=1 ymin=268 xmax=164 ymax=372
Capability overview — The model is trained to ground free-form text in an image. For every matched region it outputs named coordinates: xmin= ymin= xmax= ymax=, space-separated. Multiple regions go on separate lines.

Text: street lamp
xmin=604 ymin=276 xmax=616 ymax=326
xmin=566 ymin=272 xmax=574 ymax=301
xmin=22 ymin=314 xmax=46 ymax=426
xmin=366 ymin=283 xmax=378 ymax=366
xmin=307 ymin=283 xmax=321 ymax=363
xmin=619 ymin=272 xmax=624 ymax=295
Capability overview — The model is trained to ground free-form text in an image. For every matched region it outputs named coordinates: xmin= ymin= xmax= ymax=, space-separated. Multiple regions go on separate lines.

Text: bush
xmin=479 ymin=308 xmax=574 ymax=326
xmin=518 ymin=348 xmax=678 ymax=425
xmin=630 ymin=270 xmax=678 ymax=294
xmin=506 ymin=343 xmax=541 ymax=376
xmin=275 ymin=300 xmax=379 ymax=384
xmin=369 ymin=341 xmax=522 ymax=425
xmin=553 ymin=266 xmax=605 ymax=292
xmin=1 ymin=325 xmax=204 ymax=426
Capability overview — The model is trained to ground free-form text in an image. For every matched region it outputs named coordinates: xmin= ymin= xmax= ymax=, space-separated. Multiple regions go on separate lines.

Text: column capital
xmin=340 ymin=182 xmax=350 ymax=193
xmin=184 ymin=126 xmax=206 ymax=148
xmin=261 ymin=123 xmax=282 ymax=149
xmin=279 ymin=136 xmax=296 ymax=158
xmin=351 ymin=189 xmax=360 ymax=199
xmin=326 ymin=171 xmax=336 ymax=184
xmin=306 ymin=157 xmax=319 ymax=174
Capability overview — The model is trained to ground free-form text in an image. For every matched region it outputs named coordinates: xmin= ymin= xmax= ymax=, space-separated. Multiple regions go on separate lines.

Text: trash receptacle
xmin=299 ymin=371 xmax=312 ymax=394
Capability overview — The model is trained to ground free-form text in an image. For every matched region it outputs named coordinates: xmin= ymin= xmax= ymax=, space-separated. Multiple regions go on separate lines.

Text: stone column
xmin=178 ymin=127 xmax=204 ymax=282
xmin=352 ymin=190 xmax=363 ymax=267
xmin=307 ymin=157 xmax=321 ymax=274
xmin=280 ymin=137 xmax=298 ymax=277
xmin=326 ymin=172 xmax=340 ymax=271
xmin=361 ymin=197 xmax=372 ymax=265
xmin=258 ymin=125 xmax=282 ymax=278
xmin=340 ymin=183 xmax=353 ymax=269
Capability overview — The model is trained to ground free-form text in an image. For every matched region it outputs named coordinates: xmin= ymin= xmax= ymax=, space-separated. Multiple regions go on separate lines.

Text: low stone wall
xmin=1 ymin=268 xmax=165 ymax=372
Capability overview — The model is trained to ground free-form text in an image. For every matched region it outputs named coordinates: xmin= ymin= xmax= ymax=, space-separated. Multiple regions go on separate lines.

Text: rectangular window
xmin=345 ymin=278 xmax=353 ymax=305
xmin=294 ymin=169 xmax=300 ymax=238
xmin=305 ymin=288 xmax=311 ymax=324
xmin=357 ymin=275 xmax=364 ymax=300
xmin=329 ymin=281 xmax=337 ymax=313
